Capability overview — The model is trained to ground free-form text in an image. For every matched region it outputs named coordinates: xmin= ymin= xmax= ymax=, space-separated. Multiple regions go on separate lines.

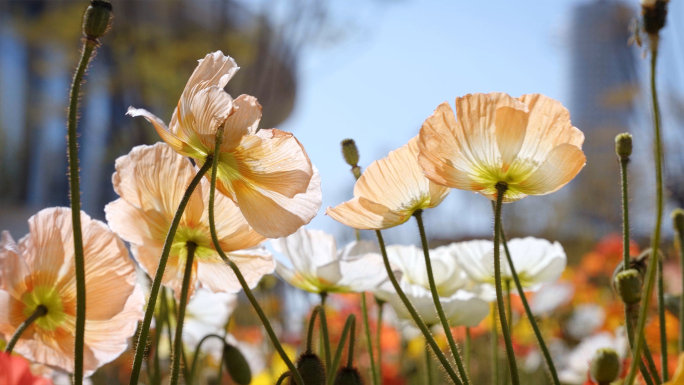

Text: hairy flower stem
xmin=361 ymin=293 xmax=379 ymax=385
xmin=625 ymin=43 xmax=665 ymax=385
xmin=128 ymin=160 xmax=211 ymax=385
xmin=493 ymin=183 xmax=520 ymax=385
xmin=657 ymin=259 xmax=668 ymax=381
xmin=207 ymin=127 xmax=304 ymax=385
xmin=426 ymin=341 xmax=434 ymax=385
xmin=375 ymin=297 xmax=385 ymax=384
xmin=67 ymin=37 xmax=96 ymax=385
xmin=620 ymin=157 xmax=631 ymax=272
xmin=307 ymin=305 xmax=331 ymax=368
xmin=465 ymin=328 xmax=471 ymax=378
xmin=491 ymin=307 xmax=499 ymax=385
xmin=498 ymin=225 xmax=560 ymax=385
xmin=626 ymin=305 xmax=659 ymax=385
xmin=327 ymin=314 xmax=356 ymax=385
xmin=4 ymin=305 xmax=47 ymax=354
xmin=414 ymin=210 xmax=470 ymax=384
xmin=170 ymin=243 xmax=197 ymax=385
xmin=375 ymin=229 xmax=463 ymax=384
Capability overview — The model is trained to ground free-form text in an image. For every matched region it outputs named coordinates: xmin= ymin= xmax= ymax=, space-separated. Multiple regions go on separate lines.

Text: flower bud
xmin=82 ymin=1 xmax=113 ymax=40
xmin=292 ymin=352 xmax=326 ymax=385
xmin=222 ymin=343 xmax=251 ymax=385
xmin=672 ymin=208 xmax=684 ymax=233
xmin=333 ymin=367 xmax=363 ymax=385
xmin=641 ymin=0 xmax=668 ymax=36
xmin=615 ymin=133 xmax=633 ymax=159
xmin=590 ymin=348 xmax=621 ymax=384
xmin=341 ymin=139 xmax=360 ymax=167
xmin=614 ymin=269 xmax=643 ymax=305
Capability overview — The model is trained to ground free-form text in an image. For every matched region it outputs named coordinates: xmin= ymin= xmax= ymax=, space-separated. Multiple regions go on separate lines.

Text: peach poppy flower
xmin=326 ymin=137 xmax=450 ymax=230
xmin=418 ymin=93 xmax=586 ymax=202
xmin=0 ymin=208 xmax=144 ymax=376
xmin=105 ymin=143 xmax=274 ymax=299
xmin=127 ymin=51 xmax=321 ymax=238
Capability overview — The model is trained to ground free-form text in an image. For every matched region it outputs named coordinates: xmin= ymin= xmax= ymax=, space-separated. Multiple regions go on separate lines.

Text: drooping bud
xmin=341 ymin=139 xmax=359 ymax=167
xmin=641 ymin=0 xmax=668 ymax=36
xmin=291 ymin=352 xmax=326 ymax=385
xmin=222 ymin=343 xmax=252 ymax=385
xmin=82 ymin=1 xmax=113 ymax=40
xmin=590 ymin=348 xmax=621 ymax=384
xmin=615 ymin=133 xmax=633 ymax=159
xmin=333 ymin=367 xmax=364 ymax=385
xmin=672 ymin=208 xmax=684 ymax=233
xmin=614 ymin=269 xmax=643 ymax=305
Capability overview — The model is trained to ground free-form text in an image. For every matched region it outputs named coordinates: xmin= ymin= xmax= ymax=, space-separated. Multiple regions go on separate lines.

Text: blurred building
xmin=568 ymin=0 xmax=638 ymax=235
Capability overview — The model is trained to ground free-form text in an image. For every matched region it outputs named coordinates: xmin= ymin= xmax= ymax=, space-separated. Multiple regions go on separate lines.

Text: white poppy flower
xmin=451 ymin=237 xmax=567 ymax=293
xmin=375 ymin=244 xmax=489 ymax=327
xmin=272 ymin=227 xmax=388 ymax=294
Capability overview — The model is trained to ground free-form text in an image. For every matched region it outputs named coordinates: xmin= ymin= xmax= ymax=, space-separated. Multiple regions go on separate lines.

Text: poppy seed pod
xmin=672 ymin=208 xmax=684 ymax=232
xmin=614 ymin=269 xmax=643 ymax=305
xmin=341 ymin=139 xmax=360 ymax=167
xmin=82 ymin=0 xmax=112 ymax=39
xmin=615 ymin=133 xmax=633 ymax=159
xmin=292 ymin=352 xmax=326 ymax=385
xmin=641 ymin=0 xmax=668 ymax=35
xmin=222 ymin=343 xmax=252 ymax=385
xmin=590 ymin=348 xmax=621 ymax=384
xmin=334 ymin=367 xmax=364 ymax=385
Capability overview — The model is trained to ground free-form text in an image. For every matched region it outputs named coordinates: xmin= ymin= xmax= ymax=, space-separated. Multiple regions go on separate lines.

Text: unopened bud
xmin=222 ymin=343 xmax=251 ymax=385
xmin=615 ymin=133 xmax=633 ymax=159
xmin=641 ymin=0 xmax=668 ymax=35
xmin=672 ymin=208 xmax=684 ymax=233
xmin=341 ymin=139 xmax=360 ymax=167
xmin=82 ymin=1 xmax=113 ymax=40
xmin=292 ymin=352 xmax=325 ymax=385
xmin=590 ymin=348 xmax=621 ymax=384
xmin=615 ymin=269 xmax=642 ymax=305
xmin=333 ymin=367 xmax=363 ymax=385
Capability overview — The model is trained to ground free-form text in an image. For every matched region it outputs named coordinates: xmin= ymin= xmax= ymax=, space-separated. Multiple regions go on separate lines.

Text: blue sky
xmin=277 ymin=0 xmax=592 ymax=242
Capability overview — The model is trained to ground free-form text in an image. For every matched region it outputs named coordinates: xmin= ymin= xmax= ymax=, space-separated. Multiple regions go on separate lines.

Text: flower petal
xmin=495 ymin=106 xmax=528 ymax=169
xmin=222 ymin=95 xmax=262 ymax=149
xmin=0 ymin=232 xmax=30 ymax=299
xmin=126 ymin=107 xmax=199 ymax=158
xmin=326 ymin=197 xmax=406 ymax=230
xmin=180 ymin=86 xmax=234 ymax=153
xmin=517 ymin=143 xmax=586 ymax=196
xmin=271 ymin=228 xmax=337 ymax=275
xmin=196 ymin=247 xmax=274 ymax=293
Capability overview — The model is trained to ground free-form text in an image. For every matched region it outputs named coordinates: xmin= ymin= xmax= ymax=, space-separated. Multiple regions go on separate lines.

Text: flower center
xmin=173 ymin=226 xmax=216 ymax=261
xmin=21 ymin=286 xmax=66 ymax=331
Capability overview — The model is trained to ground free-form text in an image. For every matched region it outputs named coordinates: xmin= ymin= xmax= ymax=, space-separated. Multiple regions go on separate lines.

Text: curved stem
xmin=326 ymin=314 xmax=355 ymax=385
xmin=4 ymin=305 xmax=47 ymax=353
xmin=307 ymin=307 xmax=320 ymax=353
xmin=491 ymin=304 xmax=499 ymax=385
xmin=625 ymin=43 xmax=665 ymax=385
xmin=170 ymin=242 xmax=197 ymax=385
xmin=374 ymin=230 xmax=463 ymax=384
xmin=128 ymin=161 xmax=211 ymax=385
xmin=493 ymin=184 xmax=520 ymax=385
xmin=658 ymin=259 xmax=668 ymax=382
xmin=414 ymin=210 xmax=470 ymax=384
xmin=207 ymin=127 xmax=304 ymax=385
xmin=426 ymin=341 xmax=433 ymax=385
xmin=188 ymin=333 xmax=225 ymax=382
xmin=498 ymin=225 xmax=560 ymax=385
xmin=360 ymin=293 xmax=378 ymax=385
xmin=275 ymin=372 xmax=292 ymax=385
xmin=67 ymin=38 xmax=96 ymax=385
xmin=375 ymin=297 xmax=384 ymax=385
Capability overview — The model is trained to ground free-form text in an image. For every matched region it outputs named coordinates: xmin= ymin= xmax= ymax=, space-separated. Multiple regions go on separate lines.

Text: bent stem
xmin=414 ymin=210 xmax=470 ymax=384
xmin=307 ymin=305 xmax=331 ymax=368
xmin=326 ymin=314 xmax=356 ymax=385
xmin=498 ymin=226 xmax=560 ymax=385
xmin=360 ymin=293 xmax=379 ymax=385
xmin=67 ymin=37 xmax=97 ymax=385
xmin=374 ymin=229 xmax=463 ymax=385
xmin=189 ymin=334 xmax=225 ymax=381
xmin=170 ymin=243 xmax=197 ymax=385
xmin=492 ymin=183 xmax=520 ymax=385
xmin=4 ymin=305 xmax=48 ymax=354
xmin=625 ymin=43 xmax=665 ymax=385
xmin=207 ymin=127 xmax=304 ymax=385
xmin=128 ymin=161 xmax=212 ymax=385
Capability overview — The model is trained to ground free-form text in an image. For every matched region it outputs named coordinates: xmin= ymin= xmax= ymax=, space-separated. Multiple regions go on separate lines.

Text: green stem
xmin=4 ymin=305 xmax=47 ymax=353
xmin=317 ymin=305 xmax=332 ymax=370
xmin=620 ymin=158 xmax=631 ymax=272
xmin=492 ymin=183 xmax=520 ymax=385
xmin=275 ymin=372 xmax=292 ymax=385
xmin=67 ymin=38 xmax=96 ymax=385
xmin=625 ymin=43 xmax=665 ymax=385
xmin=677 ymin=223 xmax=684 ymax=353
xmin=307 ymin=307 xmax=320 ymax=353
xmin=128 ymin=161 xmax=211 ymax=385
xmin=465 ymin=327 xmax=471 ymax=379
xmin=374 ymin=230 xmax=462 ymax=384
xmin=375 ymin=297 xmax=384 ymax=385
xmin=491 ymin=303 xmax=499 ymax=385
xmin=414 ymin=210 xmax=470 ymax=384
xmin=170 ymin=242 xmax=197 ymax=385
xmin=426 ymin=341 xmax=433 ymax=385
xmin=327 ymin=315 xmax=355 ymax=385
xmin=498 ymin=226 xmax=560 ymax=385
xmin=152 ymin=293 xmax=163 ymax=385
xmin=506 ymin=281 xmax=512 ymax=336
xmin=360 ymin=293 xmax=378 ymax=385
xmin=188 ymin=334 xmax=225 ymax=382
xmin=207 ymin=128 xmax=303 ymax=385
xmin=346 ymin=316 xmax=356 ymax=369
xmin=626 ymin=305 xmax=659 ymax=385
xmin=658 ymin=259 xmax=668 ymax=382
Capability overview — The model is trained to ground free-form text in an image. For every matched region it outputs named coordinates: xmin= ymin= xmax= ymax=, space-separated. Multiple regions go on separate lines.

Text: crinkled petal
xmin=196 ymin=247 xmax=274 ymax=293
xmin=495 ymin=106 xmax=528 ymax=169
xmin=126 ymin=108 xmax=201 ymax=159
xmin=180 ymin=86 xmax=234 ymax=153
xmin=0 ymin=232 xmax=30 ymax=298
xmin=518 ymin=143 xmax=586 ymax=196
xmin=221 ymin=95 xmax=262 ymax=149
